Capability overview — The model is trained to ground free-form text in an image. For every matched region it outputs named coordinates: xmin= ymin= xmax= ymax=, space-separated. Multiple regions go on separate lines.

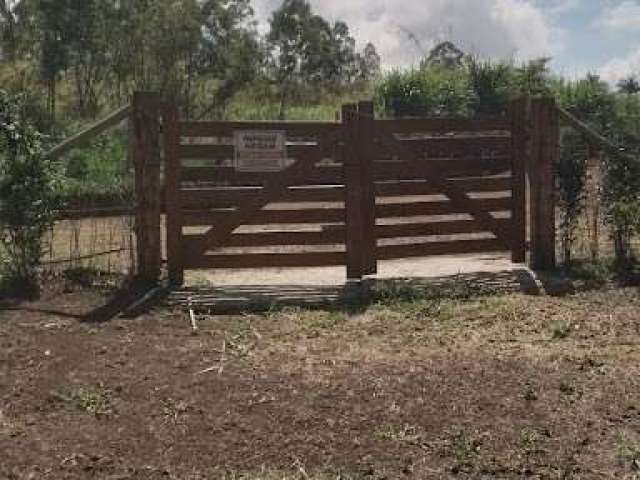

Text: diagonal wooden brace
xmin=194 ymin=148 xmax=323 ymax=256
xmin=379 ymin=134 xmax=516 ymax=250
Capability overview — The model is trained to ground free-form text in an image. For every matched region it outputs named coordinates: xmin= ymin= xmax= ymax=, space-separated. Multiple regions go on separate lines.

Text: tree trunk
xmin=278 ymin=79 xmax=289 ymax=121
xmin=0 ymin=0 xmax=16 ymax=61
xmin=184 ymin=53 xmax=193 ymax=120
xmin=48 ymin=78 xmax=57 ymax=122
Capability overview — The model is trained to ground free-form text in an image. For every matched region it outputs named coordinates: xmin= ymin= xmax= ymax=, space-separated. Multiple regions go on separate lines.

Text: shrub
xmin=556 ymin=75 xmax=640 ymax=266
xmin=0 ymin=89 xmax=61 ymax=297
xmin=467 ymin=58 xmax=515 ymax=115
xmin=375 ymin=66 xmax=476 ymax=118
xmin=61 ymin=131 xmax=131 ymax=199
xmin=602 ymin=146 xmax=640 ymax=267
xmin=557 ymin=131 xmax=588 ymax=265
xmin=606 ymin=197 xmax=640 ymax=265
xmin=376 ymin=57 xmax=552 ymax=119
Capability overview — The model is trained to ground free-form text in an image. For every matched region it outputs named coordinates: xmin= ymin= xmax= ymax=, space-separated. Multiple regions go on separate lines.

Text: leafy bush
xmin=602 ymin=142 xmax=640 ymax=267
xmin=0 ymin=89 xmax=61 ymax=297
xmin=376 ymin=58 xmax=552 ymax=118
xmin=557 ymin=131 xmax=588 ymax=265
xmin=467 ymin=58 xmax=515 ymax=115
xmin=555 ymin=75 xmax=617 ymax=133
xmin=556 ymin=75 xmax=640 ymax=266
xmin=61 ymin=131 xmax=131 ymax=199
xmin=606 ymin=197 xmax=640 ymax=264
xmin=375 ymin=66 xmax=476 ymax=118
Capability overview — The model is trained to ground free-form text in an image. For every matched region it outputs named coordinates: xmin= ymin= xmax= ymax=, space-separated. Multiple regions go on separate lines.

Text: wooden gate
xmin=163 ymin=105 xmax=347 ymax=285
xmin=341 ymin=100 xmax=528 ymax=280
xmin=163 ymin=99 xmax=534 ymax=286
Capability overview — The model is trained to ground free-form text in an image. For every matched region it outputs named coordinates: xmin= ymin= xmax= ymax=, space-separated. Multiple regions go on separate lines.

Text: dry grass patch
xmin=2 ymin=285 xmax=640 ymax=478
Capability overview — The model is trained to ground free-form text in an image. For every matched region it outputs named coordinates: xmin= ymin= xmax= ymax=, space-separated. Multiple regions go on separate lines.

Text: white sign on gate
xmin=234 ymin=130 xmax=287 ymax=172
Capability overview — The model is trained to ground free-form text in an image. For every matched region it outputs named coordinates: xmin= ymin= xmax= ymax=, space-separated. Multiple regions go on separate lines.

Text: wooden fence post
xmin=343 ymin=103 xmax=364 ymax=281
xmin=510 ymin=97 xmax=527 ymax=263
xmin=529 ymin=97 xmax=558 ymax=270
xmin=133 ymin=92 xmax=162 ymax=284
xmin=357 ymin=101 xmax=377 ymax=276
xmin=163 ymin=102 xmax=184 ymax=286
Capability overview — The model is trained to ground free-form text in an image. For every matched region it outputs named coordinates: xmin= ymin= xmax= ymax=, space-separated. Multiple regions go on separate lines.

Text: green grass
xmin=68 ymin=384 xmax=115 ymax=418
xmin=59 ymin=130 xmax=132 ymax=202
xmin=225 ymin=101 xmax=342 ymax=121
xmin=617 ymin=434 xmax=640 ymax=471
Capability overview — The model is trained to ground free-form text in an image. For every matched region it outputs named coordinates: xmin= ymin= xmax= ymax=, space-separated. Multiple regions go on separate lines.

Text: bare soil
xmin=2 ymin=284 xmax=640 ymax=479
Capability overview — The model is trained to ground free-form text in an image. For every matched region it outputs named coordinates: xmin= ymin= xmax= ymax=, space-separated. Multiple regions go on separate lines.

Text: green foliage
xmin=617 ymin=434 xmax=640 ymax=471
xmin=607 ymin=198 xmax=640 ymax=264
xmin=375 ymin=66 xmax=476 ymax=118
xmin=374 ymin=278 xmax=499 ymax=307
xmin=376 ymin=57 xmax=551 ymax=118
xmin=0 ymin=89 xmax=60 ymax=297
xmin=467 ymin=58 xmax=515 ymax=115
xmin=555 ymin=75 xmax=617 ymax=133
xmin=555 ymin=75 xmax=640 ymax=266
xmin=557 ymin=131 xmax=588 ymax=265
xmin=69 ymin=384 xmax=114 ymax=417
xmin=618 ymin=76 xmax=640 ymax=95
xmin=61 ymin=131 xmax=130 ymax=197
xmin=567 ymin=259 xmax=612 ymax=289
xmin=602 ymin=140 xmax=640 ymax=266
xmin=266 ymin=0 xmax=374 ymax=119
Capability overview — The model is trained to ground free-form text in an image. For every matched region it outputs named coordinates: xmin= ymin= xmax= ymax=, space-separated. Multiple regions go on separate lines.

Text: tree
xmin=618 ymin=76 xmax=640 ymax=95
xmin=268 ymin=0 xmax=313 ymax=119
xmin=0 ymin=0 xmax=17 ymax=61
xmin=62 ymin=0 xmax=115 ymax=116
xmin=0 ymin=88 xmax=60 ymax=296
xmin=423 ymin=41 xmax=465 ymax=69
xmin=196 ymin=0 xmax=261 ymax=118
xmin=358 ymin=42 xmax=381 ymax=80
xmin=36 ymin=0 xmax=74 ymax=120
xmin=267 ymin=0 xmax=362 ymax=118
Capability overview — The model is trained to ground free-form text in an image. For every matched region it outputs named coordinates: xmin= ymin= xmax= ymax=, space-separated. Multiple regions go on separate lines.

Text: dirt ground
xmin=2 ymin=282 xmax=640 ymax=479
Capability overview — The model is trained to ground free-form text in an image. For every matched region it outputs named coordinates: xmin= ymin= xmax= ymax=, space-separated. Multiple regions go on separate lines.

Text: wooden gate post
xmin=529 ymin=97 xmax=558 ymax=270
xmin=343 ymin=103 xmax=364 ymax=281
xmin=510 ymin=97 xmax=527 ymax=263
xmin=163 ymin=102 xmax=184 ymax=285
xmin=133 ymin=92 xmax=162 ymax=284
xmin=357 ymin=101 xmax=377 ymax=276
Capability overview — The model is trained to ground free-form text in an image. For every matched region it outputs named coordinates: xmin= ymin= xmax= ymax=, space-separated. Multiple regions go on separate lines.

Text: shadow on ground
xmin=0 ymin=279 xmax=159 ymax=323
xmin=169 ymin=268 xmax=540 ymax=315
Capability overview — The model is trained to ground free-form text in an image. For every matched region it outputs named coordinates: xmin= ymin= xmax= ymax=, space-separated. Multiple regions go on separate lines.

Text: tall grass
xmin=58 ymin=130 xmax=132 ymax=206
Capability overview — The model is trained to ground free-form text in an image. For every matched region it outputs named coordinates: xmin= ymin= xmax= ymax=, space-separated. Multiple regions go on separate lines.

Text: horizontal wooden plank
xmin=376 ymin=197 xmax=512 ymax=218
xmin=375 ymin=117 xmax=510 ymax=135
xmin=180 ymin=165 xmax=343 ymax=185
xmin=377 ymin=238 xmax=507 ymax=260
xmin=374 ymin=158 xmax=511 ymax=181
xmin=180 ymin=121 xmax=341 ymax=138
xmin=56 ymin=206 xmax=133 ymax=220
xmin=178 ymin=143 xmax=320 ymax=161
xmin=185 ymin=251 xmax=346 ymax=269
xmin=180 ymin=186 xmax=345 ymax=209
xmin=183 ymin=218 xmax=512 ymax=248
xmin=388 ymin=135 xmax=511 ymax=152
xmin=374 ymin=177 xmax=513 ymax=196
xmin=183 ymin=207 xmax=345 ymax=226
xmin=183 ymin=229 xmax=345 ymax=249
xmin=375 ymin=219 xmax=512 ymax=238
xmin=178 ymin=178 xmax=511 ymax=209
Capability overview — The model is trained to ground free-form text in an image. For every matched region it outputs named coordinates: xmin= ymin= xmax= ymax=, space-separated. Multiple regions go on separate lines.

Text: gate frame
xmin=134 ymin=94 xmax=559 ymax=286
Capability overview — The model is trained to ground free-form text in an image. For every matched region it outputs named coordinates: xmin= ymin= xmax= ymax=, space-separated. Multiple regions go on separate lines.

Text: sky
xmin=252 ymin=0 xmax=640 ymax=84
